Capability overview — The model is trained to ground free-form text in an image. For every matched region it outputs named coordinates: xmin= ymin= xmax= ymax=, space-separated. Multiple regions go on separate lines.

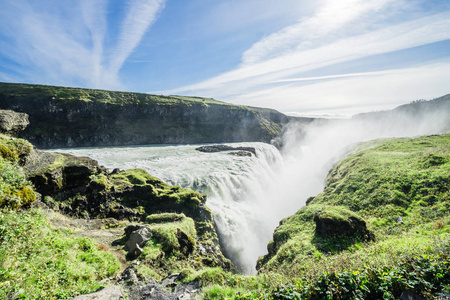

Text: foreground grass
xmin=0 ymin=209 xmax=120 ymax=299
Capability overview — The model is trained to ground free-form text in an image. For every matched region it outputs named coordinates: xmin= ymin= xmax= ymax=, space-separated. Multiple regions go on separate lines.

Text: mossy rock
xmin=0 ymin=134 xmax=33 ymax=164
xmin=148 ymin=215 xmax=197 ymax=256
xmin=313 ymin=206 xmax=370 ymax=238
xmin=146 ymin=212 xmax=184 ymax=224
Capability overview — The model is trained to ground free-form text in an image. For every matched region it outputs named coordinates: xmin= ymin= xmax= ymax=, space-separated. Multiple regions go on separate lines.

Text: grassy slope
xmin=0 ymin=209 xmax=120 ymax=299
xmin=259 ymin=135 xmax=450 ymax=275
xmin=0 ymin=135 xmax=121 ymax=299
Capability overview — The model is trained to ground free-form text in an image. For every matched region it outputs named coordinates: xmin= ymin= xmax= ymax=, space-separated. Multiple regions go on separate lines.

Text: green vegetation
xmin=0 ymin=134 xmax=36 ymax=208
xmin=1 ymin=104 xmax=449 ymax=299
xmin=0 ymin=158 xmax=35 ymax=208
xmin=0 ymin=82 xmax=291 ymax=148
xmin=0 ymin=133 xmax=33 ymax=164
xmin=0 ymin=209 xmax=120 ymax=299
xmin=136 ymin=213 xmax=212 ymax=279
xmin=147 ymin=213 xmax=196 ymax=255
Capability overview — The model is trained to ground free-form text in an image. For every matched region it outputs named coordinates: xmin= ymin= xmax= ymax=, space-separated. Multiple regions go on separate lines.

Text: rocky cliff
xmin=0 ymin=82 xmax=292 ymax=148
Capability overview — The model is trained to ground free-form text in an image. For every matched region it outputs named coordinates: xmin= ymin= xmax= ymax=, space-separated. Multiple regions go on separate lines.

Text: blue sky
xmin=1 ymin=0 xmax=450 ymax=116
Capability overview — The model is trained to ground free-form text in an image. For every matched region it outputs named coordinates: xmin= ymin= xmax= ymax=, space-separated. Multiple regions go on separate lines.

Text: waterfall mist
xmin=54 ymin=100 xmax=449 ymax=274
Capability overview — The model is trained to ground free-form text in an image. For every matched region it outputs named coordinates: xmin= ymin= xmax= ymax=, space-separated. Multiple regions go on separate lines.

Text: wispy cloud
xmin=242 ymin=0 xmax=396 ymax=64
xmin=109 ymin=0 xmax=165 ymax=74
xmin=0 ymin=0 xmax=165 ymax=89
xmin=231 ymin=62 xmax=450 ymax=116
xmin=163 ymin=1 xmax=450 ymax=114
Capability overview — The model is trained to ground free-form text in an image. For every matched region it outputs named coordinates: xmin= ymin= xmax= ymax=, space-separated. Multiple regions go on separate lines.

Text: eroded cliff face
xmin=0 ymin=83 xmax=290 ymax=148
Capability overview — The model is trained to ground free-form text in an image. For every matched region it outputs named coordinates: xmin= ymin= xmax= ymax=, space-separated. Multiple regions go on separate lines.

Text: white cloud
xmin=109 ymin=0 xmax=165 ymax=75
xmin=164 ymin=10 xmax=450 ymax=112
xmin=0 ymin=0 xmax=166 ymax=90
xmin=230 ymin=62 xmax=450 ymax=116
xmin=242 ymin=0 xmax=396 ymax=64
xmin=80 ymin=0 xmax=108 ymax=88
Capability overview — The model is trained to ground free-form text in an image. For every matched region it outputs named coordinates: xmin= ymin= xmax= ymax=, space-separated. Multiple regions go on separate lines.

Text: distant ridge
xmin=0 ymin=82 xmax=299 ymax=148
xmin=353 ymin=94 xmax=450 ymax=119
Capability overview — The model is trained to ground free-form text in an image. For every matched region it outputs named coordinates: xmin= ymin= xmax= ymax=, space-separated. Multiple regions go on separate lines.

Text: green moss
xmin=148 ymin=214 xmax=197 ymax=255
xmin=0 ymin=82 xmax=230 ymax=107
xmin=89 ymin=173 xmax=111 ymax=190
xmin=0 ymin=134 xmax=33 ymax=164
xmin=146 ymin=212 xmax=184 ymax=224
xmin=0 ymin=158 xmax=36 ymax=209
xmin=314 ymin=205 xmax=361 ymax=222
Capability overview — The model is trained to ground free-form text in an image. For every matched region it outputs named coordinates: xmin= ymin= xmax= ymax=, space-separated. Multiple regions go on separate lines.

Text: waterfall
xmin=54 ymin=142 xmax=284 ymax=273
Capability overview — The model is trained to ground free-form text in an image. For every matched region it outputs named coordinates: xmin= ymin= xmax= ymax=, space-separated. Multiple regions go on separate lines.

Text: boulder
xmin=399 ymin=290 xmax=426 ymax=300
xmin=195 ymin=145 xmax=256 ymax=156
xmin=395 ymin=216 xmax=404 ymax=224
xmin=313 ymin=206 xmax=373 ymax=239
xmin=124 ymin=226 xmax=152 ymax=258
xmin=0 ymin=110 xmax=29 ymax=136
xmin=72 ymin=285 xmax=124 ymax=300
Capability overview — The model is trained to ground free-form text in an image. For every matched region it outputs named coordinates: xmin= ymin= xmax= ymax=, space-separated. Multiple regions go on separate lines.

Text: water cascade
xmin=55 ymin=143 xmax=285 ymax=273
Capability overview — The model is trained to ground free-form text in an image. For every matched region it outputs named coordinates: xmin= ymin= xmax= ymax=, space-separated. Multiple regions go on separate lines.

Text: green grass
xmin=0 ymin=209 xmax=120 ymax=299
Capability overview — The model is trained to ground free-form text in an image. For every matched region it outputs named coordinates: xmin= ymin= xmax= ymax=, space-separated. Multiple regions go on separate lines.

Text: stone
xmin=438 ymin=293 xmax=450 ymax=300
xmin=195 ymin=145 xmax=256 ymax=156
xmin=176 ymin=228 xmax=195 ymax=255
xmin=72 ymin=285 xmax=124 ymax=300
xmin=124 ymin=224 xmax=142 ymax=237
xmin=119 ymin=266 xmax=141 ymax=286
xmin=313 ymin=207 xmax=373 ymax=239
xmin=127 ymin=278 xmax=201 ymax=300
xmin=399 ymin=290 xmax=426 ymax=300
xmin=124 ymin=226 xmax=152 ymax=259
xmin=395 ymin=216 xmax=404 ymax=224
xmin=0 ymin=110 xmax=29 ymax=136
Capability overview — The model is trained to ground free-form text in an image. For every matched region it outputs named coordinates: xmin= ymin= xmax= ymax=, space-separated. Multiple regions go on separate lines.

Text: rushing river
xmin=54 ymin=142 xmax=290 ymax=273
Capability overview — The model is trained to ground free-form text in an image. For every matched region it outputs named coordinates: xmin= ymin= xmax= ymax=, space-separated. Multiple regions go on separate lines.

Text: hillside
xmin=253 ymin=134 xmax=450 ymax=299
xmin=0 ymin=82 xmax=294 ymax=149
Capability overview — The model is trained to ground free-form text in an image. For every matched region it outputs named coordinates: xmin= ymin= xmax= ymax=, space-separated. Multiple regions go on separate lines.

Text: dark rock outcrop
xmin=0 ymin=82 xmax=293 ymax=148
xmin=313 ymin=208 xmax=371 ymax=238
xmin=195 ymin=145 xmax=256 ymax=156
xmin=0 ymin=109 xmax=29 ymax=136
